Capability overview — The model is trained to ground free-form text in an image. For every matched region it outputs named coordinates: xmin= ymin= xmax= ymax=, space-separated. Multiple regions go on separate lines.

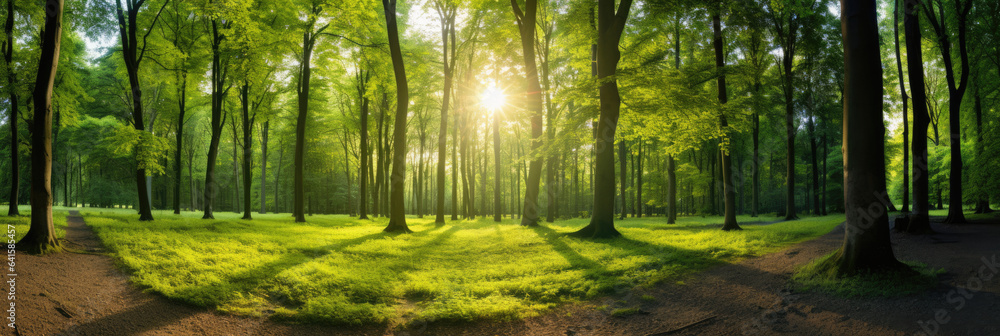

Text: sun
xmin=481 ymin=85 xmax=506 ymax=112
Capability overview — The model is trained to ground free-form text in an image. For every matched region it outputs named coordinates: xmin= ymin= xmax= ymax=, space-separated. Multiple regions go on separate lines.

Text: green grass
xmin=72 ymin=208 xmax=843 ymax=325
xmin=1 ymin=205 xmax=71 ymax=242
xmin=791 ymin=252 xmax=943 ymax=298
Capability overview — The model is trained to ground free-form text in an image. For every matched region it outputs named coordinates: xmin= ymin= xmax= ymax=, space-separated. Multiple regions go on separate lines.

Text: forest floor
xmin=5 ymin=209 xmax=1000 ymax=336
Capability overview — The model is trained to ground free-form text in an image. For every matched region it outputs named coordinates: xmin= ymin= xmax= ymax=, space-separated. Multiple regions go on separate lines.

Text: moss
xmin=792 ymin=251 xmax=943 ymax=298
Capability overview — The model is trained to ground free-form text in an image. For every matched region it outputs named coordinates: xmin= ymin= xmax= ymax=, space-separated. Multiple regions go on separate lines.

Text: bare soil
xmin=6 ymin=211 xmax=999 ymax=336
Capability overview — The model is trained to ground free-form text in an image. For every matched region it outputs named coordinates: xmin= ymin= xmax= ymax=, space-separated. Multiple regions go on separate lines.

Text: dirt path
xmin=7 ymin=212 xmax=999 ymax=336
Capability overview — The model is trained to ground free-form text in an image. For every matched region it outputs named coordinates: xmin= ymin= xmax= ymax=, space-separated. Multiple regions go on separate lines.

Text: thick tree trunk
xmin=572 ymin=0 xmax=633 ymax=239
xmin=713 ymin=11 xmax=740 ymax=231
xmin=3 ymin=0 xmax=19 ymax=217
xmin=435 ymin=16 xmax=454 ymax=223
xmin=382 ymin=0 xmax=411 ymax=233
xmin=274 ymin=143 xmax=283 ymax=214
xmin=901 ymin=0 xmax=932 ymax=233
xmin=18 ymin=0 xmax=63 ymax=254
xmin=831 ymin=0 xmax=904 ymax=274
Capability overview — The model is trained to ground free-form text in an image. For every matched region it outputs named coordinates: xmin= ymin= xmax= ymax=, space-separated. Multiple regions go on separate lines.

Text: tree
xmin=923 ymin=0 xmax=971 ymax=224
xmin=510 ymin=0 xmax=545 ymax=227
xmin=827 ymin=0 xmax=904 ymax=274
xmin=892 ymin=0 xmax=908 ymax=213
xmin=571 ymin=0 xmax=633 ymax=239
xmin=381 ymin=0 xmax=411 ymax=233
xmin=899 ymin=0 xmax=932 ymax=233
xmin=766 ymin=0 xmax=822 ymax=221
xmin=155 ymin=0 xmax=204 ymax=215
xmin=3 ymin=0 xmax=20 ymax=216
xmin=712 ymin=4 xmax=740 ymax=231
xmin=114 ymin=0 xmax=168 ymax=221
xmin=432 ymin=0 xmax=457 ymax=225
xmin=18 ymin=0 xmax=64 ymax=254
xmin=292 ymin=1 xmax=330 ymax=223
xmin=357 ymin=68 xmax=371 ymax=219
xmin=202 ymin=3 xmax=231 ymax=220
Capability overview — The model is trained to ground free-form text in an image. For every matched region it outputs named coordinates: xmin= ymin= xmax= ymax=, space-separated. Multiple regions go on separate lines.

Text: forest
xmin=2 ymin=0 xmax=999 ymax=335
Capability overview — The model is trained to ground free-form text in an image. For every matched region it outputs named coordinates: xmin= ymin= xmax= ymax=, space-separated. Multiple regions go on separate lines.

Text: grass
xmin=1 ymin=205 xmax=71 ymax=242
xmin=70 ymin=207 xmax=844 ymax=326
xmin=791 ymin=251 xmax=943 ymax=298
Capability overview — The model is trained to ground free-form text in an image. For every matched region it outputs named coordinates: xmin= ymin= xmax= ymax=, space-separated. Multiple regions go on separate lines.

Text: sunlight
xmin=481 ymin=85 xmax=507 ymax=113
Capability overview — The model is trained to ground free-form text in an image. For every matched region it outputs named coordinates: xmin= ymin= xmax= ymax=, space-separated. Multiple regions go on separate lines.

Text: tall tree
xmin=3 ymin=0 xmax=20 ymax=216
xmin=923 ymin=0 xmax=971 ymax=224
xmin=432 ymin=0 xmax=457 ymax=225
xmin=202 ymin=6 xmax=231 ymax=220
xmin=115 ymin=0 xmax=169 ymax=221
xmin=292 ymin=1 xmax=330 ymax=223
xmin=571 ymin=0 xmax=633 ymax=239
xmin=766 ymin=0 xmax=820 ymax=221
xmin=381 ymin=0 xmax=411 ymax=233
xmin=900 ymin=0 xmax=932 ymax=233
xmin=510 ymin=0 xmax=544 ymax=227
xmin=18 ymin=0 xmax=64 ymax=254
xmin=357 ymin=68 xmax=371 ymax=219
xmin=826 ymin=0 xmax=904 ymax=274
xmin=712 ymin=5 xmax=740 ymax=231
xmin=892 ymin=0 xmax=908 ymax=213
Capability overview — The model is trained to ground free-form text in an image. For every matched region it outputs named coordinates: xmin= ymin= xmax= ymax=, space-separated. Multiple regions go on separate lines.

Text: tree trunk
xmin=924 ymin=0 xmax=970 ymax=224
xmin=511 ymin=0 xmax=544 ymax=227
xmin=358 ymin=70 xmax=370 ymax=219
xmin=713 ymin=11 xmax=739 ymax=230
xmin=4 ymin=0 xmax=20 ymax=216
xmin=893 ymin=0 xmax=909 ymax=213
xmin=260 ymin=121 xmax=268 ymax=214
xmin=382 ymin=0 xmax=412 ymax=233
xmin=203 ymin=19 xmax=227 ymax=220
xmin=668 ymin=155 xmax=676 ymax=223
xmin=435 ymin=13 xmax=455 ymax=224
xmin=493 ymin=109 xmax=502 ymax=222
xmin=18 ymin=0 xmax=63 ymax=254
xmin=452 ymin=110 xmax=459 ymax=220
xmin=241 ymin=82 xmax=253 ymax=219
xmin=572 ymin=0 xmax=633 ymax=239
xmin=274 ymin=141 xmax=284 ymax=214
xmin=830 ymin=0 xmax=904 ymax=274
xmin=619 ymin=140 xmax=627 ymax=220
xmin=901 ymin=0 xmax=932 ymax=233
xmin=809 ymin=117 xmax=820 ymax=215
xmin=115 ymin=0 xmax=159 ymax=221
xmin=292 ymin=25 xmax=318 ymax=223
xmin=637 ymin=139 xmax=643 ymax=218
xmin=173 ymin=71 xmax=187 ymax=214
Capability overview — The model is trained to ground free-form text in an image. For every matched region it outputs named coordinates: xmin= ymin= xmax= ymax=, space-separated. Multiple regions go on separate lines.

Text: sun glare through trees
xmin=3 ymin=0 xmax=999 ymax=335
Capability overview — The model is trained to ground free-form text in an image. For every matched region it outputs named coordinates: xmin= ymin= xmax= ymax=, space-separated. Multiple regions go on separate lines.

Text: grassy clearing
xmin=76 ymin=208 xmax=842 ymax=325
xmin=1 ymin=205 xmax=71 ymax=241
xmin=791 ymin=251 xmax=943 ymax=298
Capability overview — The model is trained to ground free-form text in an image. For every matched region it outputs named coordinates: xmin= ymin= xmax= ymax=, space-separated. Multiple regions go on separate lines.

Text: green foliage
xmin=83 ymin=209 xmax=844 ymax=325
xmin=105 ymin=123 xmax=171 ymax=176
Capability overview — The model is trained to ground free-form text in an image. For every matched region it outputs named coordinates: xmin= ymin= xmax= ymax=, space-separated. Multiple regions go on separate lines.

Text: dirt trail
xmin=7 ymin=212 xmax=1000 ymax=336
